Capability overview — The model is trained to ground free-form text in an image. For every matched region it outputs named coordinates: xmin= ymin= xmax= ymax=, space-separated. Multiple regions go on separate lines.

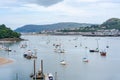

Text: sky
xmin=0 ymin=0 xmax=120 ymax=30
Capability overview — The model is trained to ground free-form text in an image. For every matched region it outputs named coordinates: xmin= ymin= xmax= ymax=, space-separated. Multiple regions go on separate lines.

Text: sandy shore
xmin=0 ymin=57 xmax=13 ymax=65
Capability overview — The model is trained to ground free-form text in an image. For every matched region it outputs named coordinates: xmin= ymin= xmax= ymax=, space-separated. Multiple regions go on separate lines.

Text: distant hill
xmin=15 ymin=22 xmax=93 ymax=33
xmin=59 ymin=18 xmax=120 ymax=33
xmin=101 ymin=18 xmax=120 ymax=29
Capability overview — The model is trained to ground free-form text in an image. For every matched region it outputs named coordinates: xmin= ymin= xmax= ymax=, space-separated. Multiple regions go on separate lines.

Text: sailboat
xmin=20 ymin=43 xmax=27 ymax=48
xmin=106 ymin=40 xmax=109 ymax=48
xmin=60 ymin=51 xmax=67 ymax=65
xmin=83 ymin=47 xmax=89 ymax=62
xmin=60 ymin=60 xmax=67 ymax=65
xmin=89 ymin=39 xmax=99 ymax=52
xmin=100 ymin=39 xmax=108 ymax=56
xmin=83 ymin=57 xmax=89 ymax=62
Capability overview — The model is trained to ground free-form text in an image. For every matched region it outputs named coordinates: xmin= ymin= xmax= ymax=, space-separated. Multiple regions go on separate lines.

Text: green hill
xmin=101 ymin=18 xmax=120 ymax=30
xmin=57 ymin=18 xmax=120 ymax=32
xmin=0 ymin=24 xmax=21 ymax=39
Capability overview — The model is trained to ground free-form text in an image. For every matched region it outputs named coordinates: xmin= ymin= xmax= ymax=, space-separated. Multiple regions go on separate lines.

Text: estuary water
xmin=0 ymin=35 xmax=120 ymax=80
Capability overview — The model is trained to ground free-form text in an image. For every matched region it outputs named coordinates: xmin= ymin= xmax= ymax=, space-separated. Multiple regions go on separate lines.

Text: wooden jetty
xmin=30 ymin=60 xmax=53 ymax=80
xmin=30 ymin=60 xmax=44 ymax=79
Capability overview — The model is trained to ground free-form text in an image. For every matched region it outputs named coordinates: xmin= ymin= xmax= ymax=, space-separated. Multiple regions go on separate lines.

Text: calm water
xmin=0 ymin=35 xmax=120 ymax=80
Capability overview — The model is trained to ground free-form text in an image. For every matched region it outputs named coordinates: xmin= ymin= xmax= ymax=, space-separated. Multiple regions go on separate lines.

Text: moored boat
xmin=100 ymin=51 xmax=106 ymax=56
xmin=89 ymin=48 xmax=99 ymax=52
xmin=60 ymin=60 xmax=66 ymax=65
xmin=89 ymin=49 xmax=99 ymax=52
xmin=23 ymin=50 xmax=37 ymax=59
xmin=83 ymin=57 xmax=89 ymax=62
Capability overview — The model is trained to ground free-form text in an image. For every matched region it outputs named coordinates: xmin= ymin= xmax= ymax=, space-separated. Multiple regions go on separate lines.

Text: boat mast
xmin=96 ymin=39 xmax=99 ymax=50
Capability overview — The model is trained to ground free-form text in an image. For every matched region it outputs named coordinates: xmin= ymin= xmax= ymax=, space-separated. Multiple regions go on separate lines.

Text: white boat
xmin=60 ymin=49 xmax=65 ymax=53
xmin=83 ymin=57 xmax=89 ymax=62
xmin=5 ymin=47 xmax=12 ymax=52
xmin=45 ymin=73 xmax=54 ymax=80
xmin=83 ymin=46 xmax=89 ymax=62
xmin=54 ymin=48 xmax=65 ymax=53
xmin=23 ymin=50 xmax=37 ymax=59
xmin=60 ymin=60 xmax=66 ymax=65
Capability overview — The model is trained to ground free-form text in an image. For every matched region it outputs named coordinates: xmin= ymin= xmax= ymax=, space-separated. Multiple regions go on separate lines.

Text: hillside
xmin=0 ymin=24 xmax=21 ymax=39
xmin=15 ymin=22 xmax=93 ymax=33
xmin=58 ymin=18 xmax=120 ymax=32
xmin=100 ymin=18 xmax=120 ymax=29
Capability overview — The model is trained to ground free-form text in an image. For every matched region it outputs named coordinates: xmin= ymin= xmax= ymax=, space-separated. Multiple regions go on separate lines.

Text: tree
xmin=0 ymin=24 xmax=21 ymax=39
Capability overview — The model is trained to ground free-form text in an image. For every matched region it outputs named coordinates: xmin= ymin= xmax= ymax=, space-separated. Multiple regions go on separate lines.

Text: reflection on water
xmin=0 ymin=35 xmax=120 ymax=80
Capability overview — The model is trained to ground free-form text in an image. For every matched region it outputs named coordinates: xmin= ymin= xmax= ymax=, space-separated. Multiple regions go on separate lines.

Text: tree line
xmin=0 ymin=24 xmax=21 ymax=39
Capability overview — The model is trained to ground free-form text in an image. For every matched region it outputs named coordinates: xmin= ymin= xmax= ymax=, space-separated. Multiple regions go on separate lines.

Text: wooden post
xmin=55 ymin=72 xmax=58 ymax=80
xmin=34 ymin=59 xmax=36 ymax=75
xmin=16 ymin=73 xmax=18 ymax=80
xmin=41 ymin=60 xmax=43 ymax=75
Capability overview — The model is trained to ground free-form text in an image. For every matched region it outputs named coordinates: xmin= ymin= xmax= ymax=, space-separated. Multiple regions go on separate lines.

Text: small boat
xmin=60 ymin=60 xmax=66 ymax=65
xmin=23 ymin=50 xmax=37 ymax=59
xmin=20 ymin=44 xmax=27 ymax=48
xmin=59 ymin=49 xmax=65 ymax=53
xmin=47 ymin=73 xmax=54 ymax=80
xmin=83 ymin=57 xmax=89 ymax=62
xmin=90 ymin=39 xmax=99 ymax=53
xmin=83 ymin=46 xmax=89 ymax=62
xmin=54 ymin=49 xmax=65 ymax=53
xmin=75 ymin=45 xmax=77 ymax=47
xmin=5 ymin=47 xmax=12 ymax=52
xmin=20 ymin=42 xmax=27 ymax=48
xmin=89 ymin=49 xmax=99 ymax=52
xmin=100 ymin=51 xmax=106 ymax=56
xmin=106 ymin=46 xmax=109 ymax=48
xmin=89 ymin=48 xmax=99 ymax=52
xmin=44 ymin=73 xmax=53 ymax=80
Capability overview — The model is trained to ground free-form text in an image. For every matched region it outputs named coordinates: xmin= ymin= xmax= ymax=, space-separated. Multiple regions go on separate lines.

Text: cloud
xmin=0 ymin=0 xmax=17 ymax=7
xmin=0 ymin=0 xmax=120 ymax=29
xmin=101 ymin=0 xmax=120 ymax=3
xmin=74 ymin=0 xmax=120 ymax=3
xmin=22 ymin=0 xmax=64 ymax=7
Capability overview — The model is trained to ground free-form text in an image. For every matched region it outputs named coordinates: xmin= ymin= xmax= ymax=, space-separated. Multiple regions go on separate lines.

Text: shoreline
xmin=0 ymin=38 xmax=25 ymax=43
xmin=0 ymin=38 xmax=24 ymax=41
xmin=0 ymin=57 xmax=13 ymax=65
xmin=22 ymin=33 xmax=120 ymax=37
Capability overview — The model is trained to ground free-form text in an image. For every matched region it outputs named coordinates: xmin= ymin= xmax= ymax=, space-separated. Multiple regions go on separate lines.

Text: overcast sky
xmin=0 ymin=0 xmax=120 ymax=29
